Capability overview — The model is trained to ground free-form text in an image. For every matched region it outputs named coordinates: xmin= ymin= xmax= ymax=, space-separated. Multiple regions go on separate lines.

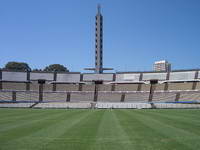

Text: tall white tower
xmin=85 ymin=5 xmax=113 ymax=73
xmin=95 ymin=4 xmax=103 ymax=73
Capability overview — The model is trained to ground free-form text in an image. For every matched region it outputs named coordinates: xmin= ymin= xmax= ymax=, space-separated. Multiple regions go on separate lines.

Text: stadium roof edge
xmin=117 ymin=69 xmax=200 ymax=74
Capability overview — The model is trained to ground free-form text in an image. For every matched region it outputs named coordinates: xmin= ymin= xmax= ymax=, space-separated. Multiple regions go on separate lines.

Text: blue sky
xmin=0 ymin=0 xmax=200 ymax=72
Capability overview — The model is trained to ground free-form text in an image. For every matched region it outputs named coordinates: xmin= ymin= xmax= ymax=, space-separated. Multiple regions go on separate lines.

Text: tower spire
xmin=97 ymin=4 xmax=101 ymax=14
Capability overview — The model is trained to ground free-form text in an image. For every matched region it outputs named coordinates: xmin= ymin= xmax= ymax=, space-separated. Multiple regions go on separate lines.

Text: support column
xmin=175 ymin=93 xmax=180 ymax=102
xmin=111 ymin=74 xmax=116 ymax=91
xmin=80 ymin=74 xmax=83 ymax=81
xmin=78 ymin=83 xmax=83 ymax=91
xmin=148 ymin=80 xmax=158 ymax=102
xmin=148 ymin=85 xmax=154 ymax=102
xmin=0 ymin=69 xmax=2 ymax=90
xmin=12 ymin=91 xmax=16 ymax=102
xmin=164 ymin=71 xmax=170 ymax=91
xmin=52 ymin=71 xmax=57 ymax=91
xmin=79 ymin=74 xmax=83 ymax=91
xmin=26 ymin=71 xmax=30 ymax=91
xmin=120 ymin=93 xmax=125 ymax=102
xmin=94 ymin=84 xmax=99 ymax=102
xmin=39 ymin=84 xmax=43 ymax=102
xmin=38 ymin=80 xmax=45 ymax=102
xmin=66 ymin=92 xmax=71 ymax=102
xmin=192 ymin=71 xmax=199 ymax=90
xmin=137 ymin=73 xmax=143 ymax=91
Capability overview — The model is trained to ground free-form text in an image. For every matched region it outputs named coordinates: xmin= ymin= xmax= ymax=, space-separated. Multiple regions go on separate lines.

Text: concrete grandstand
xmin=1 ymin=69 xmax=200 ymax=109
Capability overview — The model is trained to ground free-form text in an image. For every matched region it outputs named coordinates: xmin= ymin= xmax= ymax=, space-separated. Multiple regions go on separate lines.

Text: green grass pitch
xmin=0 ymin=109 xmax=200 ymax=150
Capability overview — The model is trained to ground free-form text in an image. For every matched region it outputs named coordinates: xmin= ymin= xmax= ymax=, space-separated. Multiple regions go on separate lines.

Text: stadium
xmin=1 ymin=2 xmax=200 ymax=150
xmin=1 ymin=69 xmax=200 ymax=109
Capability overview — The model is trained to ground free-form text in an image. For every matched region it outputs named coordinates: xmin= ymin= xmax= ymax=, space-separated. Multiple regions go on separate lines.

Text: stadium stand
xmin=179 ymin=91 xmax=200 ymax=102
xmin=15 ymin=91 xmax=39 ymax=102
xmin=154 ymin=83 xmax=165 ymax=91
xmin=115 ymin=84 xmax=138 ymax=91
xmin=43 ymin=92 xmax=67 ymax=102
xmin=82 ymin=84 xmax=95 ymax=91
xmin=1 ymin=70 xmax=200 ymax=109
xmin=125 ymin=92 xmax=149 ymax=102
xmin=195 ymin=82 xmax=200 ymax=90
xmin=98 ymin=84 xmax=112 ymax=91
xmin=34 ymin=102 xmax=91 ymax=109
xmin=2 ymin=82 xmax=26 ymax=90
xmin=0 ymin=103 xmax=34 ymax=108
xmin=56 ymin=84 xmax=79 ymax=91
xmin=0 ymin=91 xmax=13 ymax=101
xmin=140 ymin=84 xmax=151 ymax=91
xmin=168 ymin=82 xmax=193 ymax=90
xmin=142 ymin=72 xmax=167 ymax=81
xmin=97 ymin=92 xmax=122 ymax=102
xmin=70 ymin=92 xmax=94 ymax=102
xmin=96 ymin=102 xmax=152 ymax=109
xmin=43 ymin=83 xmax=53 ymax=91
xmin=152 ymin=92 xmax=177 ymax=102
xmin=30 ymin=81 xmax=39 ymax=91
xmin=169 ymin=71 xmax=195 ymax=80
xmin=153 ymin=103 xmax=200 ymax=109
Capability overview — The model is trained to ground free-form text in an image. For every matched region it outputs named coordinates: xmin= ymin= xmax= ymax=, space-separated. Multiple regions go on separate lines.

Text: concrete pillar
xmin=80 ymin=74 xmax=83 ymax=81
xmin=12 ymin=91 xmax=16 ymax=102
xmin=148 ymin=80 xmax=158 ymax=102
xmin=78 ymin=83 xmax=83 ymax=91
xmin=38 ymin=80 xmax=45 ymax=102
xmin=94 ymin=84 xmax=99 ymax=102
xmin=111 ymin=74 xmax=116 ymax=91
xmin=192 ymin=71 xmax=199 ymax=90
xmin=66 ymin=92 xmax=71 ymax=102
xmin=79 ymin=74 xmax=83 ymax=91
xmin=0 ymin=69 xmax=2 ymax=90
xmin=164 ymin=71 xmax=170 ymax=91
xmin=26 ymin=71 xmax=30 ymax=91
xmin=52 ymin=71 xmax=57 ymax=91
xmin=120 ymin=93 xmax=125 ymax=102
xmin=175 ymin=93 xmax=180 ymax=102
xmin=137 ymin=73 xmax=143 ymax=91
xmin=39 ymin=84 xmax=43 ymax=102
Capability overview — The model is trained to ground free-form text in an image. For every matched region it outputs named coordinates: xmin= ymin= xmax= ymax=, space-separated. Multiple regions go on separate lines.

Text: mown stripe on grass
xmin=143 ymin=110 xmax=200 ymax=135
xmin=44 ymin=110 xmax=104 ymax=150
xmin=117 ymin=109 xmax=192 ymax=150
xmin=0 ymin=109 xmax=87 ymax=150
xmin=90 ymin=110 xmax=134 ymax=150
xmin=0 ymin=109 xmax=61 ymax=129
xmin=0 ymin=109 xmax=75 ymax=133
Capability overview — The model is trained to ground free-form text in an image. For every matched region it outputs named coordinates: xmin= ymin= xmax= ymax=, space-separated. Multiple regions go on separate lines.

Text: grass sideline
xmin=0 ymin=109 xmax=200 ymax=150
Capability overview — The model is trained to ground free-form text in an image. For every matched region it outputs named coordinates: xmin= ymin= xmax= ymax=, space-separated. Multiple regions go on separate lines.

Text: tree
xmin=4 ymin=61 xmax=31 ymax=71
xmin=43 ymin=64 xmax=69 ymax=72
xmin=32 ymin=68 xmax=43 ymax=72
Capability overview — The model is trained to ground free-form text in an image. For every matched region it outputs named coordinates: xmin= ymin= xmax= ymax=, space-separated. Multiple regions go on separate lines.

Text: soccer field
xmin=0 ymin=109 xmax=200 ymax=150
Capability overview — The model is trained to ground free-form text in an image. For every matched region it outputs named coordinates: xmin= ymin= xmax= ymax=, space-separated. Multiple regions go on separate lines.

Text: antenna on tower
xmin=97 ymin=4 xmax=101 ymax=14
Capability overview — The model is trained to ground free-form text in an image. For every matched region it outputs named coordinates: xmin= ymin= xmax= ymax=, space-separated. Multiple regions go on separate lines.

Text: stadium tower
xmin=85 ymin=4 xmax=113 ymax=73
